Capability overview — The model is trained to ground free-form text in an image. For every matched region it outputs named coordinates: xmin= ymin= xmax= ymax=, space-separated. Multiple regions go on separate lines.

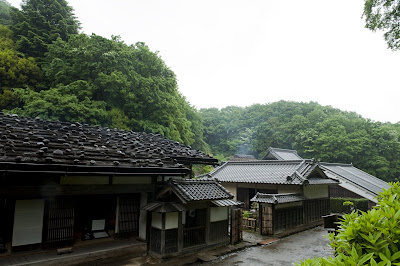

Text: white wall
xmin=152 ymin=213 xmax=162 ymax=229
xmin=304 ymin=185 xmax=329 ymax=199
xmin=210 ymin=207 xmax=228 ymax=222
xmin=165 ymin=212 xmax=178 ymax=229
xmin=139 ymin=192 xmax=148 ymax=240
xmin=222 ymin=183 xmax=237 ymax=200
xmin=12 ymin=199 xmax=44 ymax=247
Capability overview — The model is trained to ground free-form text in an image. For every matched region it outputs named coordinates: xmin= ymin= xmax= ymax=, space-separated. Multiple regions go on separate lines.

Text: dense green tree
xmin=10 ymin=0 xmax=80 ymax=60
xmin=363 ymin=0 xmax=400 ymax=50
xmin=200 ymin=101 xmax=400 ymax=182
xmin=25 ymin=33 xmax=202 ymax=146
xmin=8 ymin=87 xmax=108 ymax=124
xmin=0 ymin=0 xmax=12 ymax=25
xmin=0 ymin=25 xmax=42 ymax=90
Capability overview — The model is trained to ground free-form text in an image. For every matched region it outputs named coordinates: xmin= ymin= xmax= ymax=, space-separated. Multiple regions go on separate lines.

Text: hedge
xmin=297 ymin=183 xmax=400 ymax=266
xmin=330 ymin=197 xmax=369 ymax=213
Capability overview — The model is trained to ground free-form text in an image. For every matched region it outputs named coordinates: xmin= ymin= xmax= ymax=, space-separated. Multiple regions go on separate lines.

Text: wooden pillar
xmin=259 ymin=204 xmax=263 ymax=235
xmin=205 ymin=205 xmax=210 ymax=245
xmin=146 ymin=210 xmax=151 ymax=253
xmin=177 ymin=212 xmax=183 ymax=252
xmin=160 ymin=213 xmax=166 ymax=256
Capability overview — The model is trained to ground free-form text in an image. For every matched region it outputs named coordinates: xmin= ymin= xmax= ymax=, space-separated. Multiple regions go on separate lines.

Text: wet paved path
xmin=207 ymin=226 xmax=333 ymax=265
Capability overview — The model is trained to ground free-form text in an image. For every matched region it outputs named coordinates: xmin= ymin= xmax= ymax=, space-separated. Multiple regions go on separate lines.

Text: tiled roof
xmin=320 ymin=163 xmax=390 ymax=196
xmin=230 ymin=154 xmax=257 ymax=161
xmin=211 ymin=199 xmax=243 ymax=207
xmin=262 ymin=147 xmax=303 ymax=160
xmin=141 ymin=202 xmax=187 ymax=213
xmin=0 ymin=113 xmax=216 ymax=173
xmin=166 ymin=179 xmax=234 ymax=203
xmin=201 ymin=160 xmax=328 ymax=185
xmin=251 ymin=192 xmax=307 ymax=204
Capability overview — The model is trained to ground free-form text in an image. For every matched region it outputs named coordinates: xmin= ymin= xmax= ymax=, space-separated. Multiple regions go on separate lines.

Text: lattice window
xmin=273 ymin=206 xmax=303 ymax=232
xmin=304 ymin=198 xmax=330 ymax=223
xmin=165 ymin=229 xmax=178 ymax=254
xmin=45 ymin=198 xmax=74 ymax=247
xmin=209 ymin=220 xmax=229 ymax=243
xmin=150 ymin=228 xmax=161 ymax=253
xmin=118 ymin=194 xmax=140 ymax=237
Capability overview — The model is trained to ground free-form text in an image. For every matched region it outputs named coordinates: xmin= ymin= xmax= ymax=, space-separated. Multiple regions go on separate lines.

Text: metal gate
xmin=230 ymin=208 xmax=242 ymax=244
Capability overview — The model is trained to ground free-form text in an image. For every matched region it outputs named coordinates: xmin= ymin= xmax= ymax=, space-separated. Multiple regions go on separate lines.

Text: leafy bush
xmin=297 ymin=182 xmax=400 ymax=265
xmin=330 ymin=197 xmax=369 ymax=213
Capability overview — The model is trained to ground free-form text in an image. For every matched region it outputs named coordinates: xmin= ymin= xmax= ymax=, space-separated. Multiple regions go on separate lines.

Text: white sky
xmin=8 ymin=0 xmax=400 ymax=123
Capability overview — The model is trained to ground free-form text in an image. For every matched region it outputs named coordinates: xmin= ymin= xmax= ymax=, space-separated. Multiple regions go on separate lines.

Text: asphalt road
xmin=206 ymin=226 xmax=333 ymax=266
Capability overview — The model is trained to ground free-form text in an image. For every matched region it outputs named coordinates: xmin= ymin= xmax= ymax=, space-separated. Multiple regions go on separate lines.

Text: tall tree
xmin=0 ymin=25 xmax=41 ymax=89
xmin=10 ymin=0 xmax=80 ymax=60
xmin=12 ymin=33 xmax=205 ymax=147
xmin=363 ymin=0 xmax=400 ymax=50
xmin=0 ymin=0 xmax=12 ymax=25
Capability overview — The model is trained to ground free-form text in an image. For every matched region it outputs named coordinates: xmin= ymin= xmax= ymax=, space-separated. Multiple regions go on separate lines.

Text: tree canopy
xmin=0 ymin=0 xmax=12 ymax=25
xmin=363 ymin=0 xmax=400 ymax=50
xmin=0 ymin=25 xmax=42 ymax=89
xmin=10 ymin=0 xmax=80 ymax=60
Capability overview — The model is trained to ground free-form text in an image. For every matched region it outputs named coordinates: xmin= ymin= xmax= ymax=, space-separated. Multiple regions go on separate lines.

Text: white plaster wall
xmin=113 ymin=176 xmax=152 ymax=184
xmin=12 ymin=199 xmax=44 ymax=246
xmin=222 ymin=183 xmax=237 ymax=200
xmin=165 ymin=212 xmax=179 ymax=229
xmin=210 ymin=207 xmax=228 ymax=222
xmin=304 ymin=185 xmax=329 ymax=199
xmin=139 ymin=192 xmax=148 ymax=240
xmin=152 ymin=213 xmax=162 ymax=229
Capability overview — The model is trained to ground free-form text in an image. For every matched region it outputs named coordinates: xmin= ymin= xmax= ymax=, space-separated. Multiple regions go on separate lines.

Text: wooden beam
xmin=0 ymin=184 xmax=154 ymax=197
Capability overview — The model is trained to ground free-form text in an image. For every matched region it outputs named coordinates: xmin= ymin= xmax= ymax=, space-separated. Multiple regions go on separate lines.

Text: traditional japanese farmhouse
xmin=0 ymin=113 xmax=228 ymax=259
xmin=200 ymin=159 xmax=338 ymax=235
xmin=264 ymin=147 xmax=390 ymax=207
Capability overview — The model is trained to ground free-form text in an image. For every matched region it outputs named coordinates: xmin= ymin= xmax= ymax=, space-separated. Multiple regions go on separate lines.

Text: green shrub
xmin=297 ymin=182 xmax=400 ymax=265
xmin=330 ymin=197 xmax=369 ymax=213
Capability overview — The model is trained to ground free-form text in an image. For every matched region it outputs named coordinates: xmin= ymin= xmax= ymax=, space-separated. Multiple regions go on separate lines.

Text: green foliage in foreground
xmin=296 ymin=182 xmax=400 ymax=266
xmin=330 ymin=198 xmax=369 ymax=213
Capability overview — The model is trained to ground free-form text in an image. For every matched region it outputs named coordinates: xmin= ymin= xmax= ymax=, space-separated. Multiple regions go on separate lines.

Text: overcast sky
xmin=8 ymin=0 xmax=400 ymax=123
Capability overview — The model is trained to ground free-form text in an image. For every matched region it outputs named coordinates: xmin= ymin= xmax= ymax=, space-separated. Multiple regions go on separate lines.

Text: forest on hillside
xmin=0 ymin=0 xmax=399 ymax=182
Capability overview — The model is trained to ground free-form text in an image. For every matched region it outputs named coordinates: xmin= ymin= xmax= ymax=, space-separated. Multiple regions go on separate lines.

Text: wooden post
xmin=178 ymin=211 xmax=183 ymax=252
xmin=161 ymin=213 xmax=166 ymax=256
xmin=205 ymin=205 xmax=210 ymax=245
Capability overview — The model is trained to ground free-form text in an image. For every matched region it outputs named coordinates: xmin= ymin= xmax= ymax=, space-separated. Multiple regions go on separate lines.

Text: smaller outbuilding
xmin=142 ymin=178 xmax=242 ymax=258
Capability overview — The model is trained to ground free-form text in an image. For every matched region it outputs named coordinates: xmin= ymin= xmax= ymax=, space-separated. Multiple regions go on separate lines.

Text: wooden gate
xmin=230 ymin=208 xmax=242 ymax=244
xmin=261 ymin=204 xmax=273 ymax=235
xmin=118 ymin=194 xmax=140 ymax=237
